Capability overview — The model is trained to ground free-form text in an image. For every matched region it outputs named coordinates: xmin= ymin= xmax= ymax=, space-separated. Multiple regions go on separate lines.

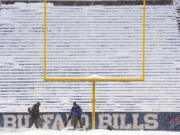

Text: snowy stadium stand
xmin=0 ymin=0 xmax=172 ymax=5
xmin=177 ymin=8 xmax=180 ymax=31
xmin=0 ymin=0 xmax=180 ymax=113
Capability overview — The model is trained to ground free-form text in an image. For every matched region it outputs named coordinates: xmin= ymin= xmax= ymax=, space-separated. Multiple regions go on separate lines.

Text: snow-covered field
xmin=1 ymin=128 xmax=180 ymax=135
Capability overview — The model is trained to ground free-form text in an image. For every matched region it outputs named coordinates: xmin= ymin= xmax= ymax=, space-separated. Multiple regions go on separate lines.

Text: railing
xmin=0 ymin=0 xmax=172 ymax=5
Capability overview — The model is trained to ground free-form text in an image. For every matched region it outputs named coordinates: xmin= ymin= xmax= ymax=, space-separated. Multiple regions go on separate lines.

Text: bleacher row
xmin=0 ymin=2 xmax=180 ymax=112
xmin=46 ymin=5 xmax=142 ymax=79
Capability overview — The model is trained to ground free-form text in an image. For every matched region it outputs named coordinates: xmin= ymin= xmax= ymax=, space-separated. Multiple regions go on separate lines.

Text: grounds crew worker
xmin=65 ymin=102 xmax=83 ymax=129
xmin=28 ymin=101 xmax=44 ymax=128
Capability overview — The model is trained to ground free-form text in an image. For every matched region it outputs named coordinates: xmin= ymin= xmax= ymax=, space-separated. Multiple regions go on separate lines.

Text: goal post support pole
xmin=92 ymin=81 xmax=96 ymax=129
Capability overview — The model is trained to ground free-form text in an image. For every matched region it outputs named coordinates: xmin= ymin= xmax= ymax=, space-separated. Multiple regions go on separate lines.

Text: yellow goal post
xmin=43 ymin=0 xmax=146 ymax=129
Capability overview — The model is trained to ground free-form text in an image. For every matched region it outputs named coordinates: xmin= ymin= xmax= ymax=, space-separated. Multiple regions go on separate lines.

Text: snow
xmin=175 ymin=0 xmax=180 ymax=5
xmin=1 ymin=128 xmax=180 ymax=135
xmin=174 ymin=0 xmax=180 ymax=8
xmin=88 ymin=74 xmax=104 ymax=79
xmin=174 ymin=62 xmax=180 ymax=69
xmin=0 ymin=128 xmax=180 ymax=135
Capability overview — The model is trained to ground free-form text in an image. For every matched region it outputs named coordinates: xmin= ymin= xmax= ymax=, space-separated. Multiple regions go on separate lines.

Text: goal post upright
xmin=44 ymin=0 xmax=47 ymax=80
xmin=92 ymin=81 xmax=96 ymax=129
xmin=43 ymin=0 xmax=146 ymax=129
xmin=142 ymin=0 xmax=146 ymax=80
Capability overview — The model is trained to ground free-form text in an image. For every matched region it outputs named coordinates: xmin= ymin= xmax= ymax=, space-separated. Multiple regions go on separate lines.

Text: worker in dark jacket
xmin=65 ymin=102 xmax=83 ymax=128
xmin=28 ymin=102 xmax=42 ymax=128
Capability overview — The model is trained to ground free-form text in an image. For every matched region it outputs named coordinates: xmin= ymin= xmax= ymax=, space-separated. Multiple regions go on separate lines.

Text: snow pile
xmin=0 ymin=128 xmax=180 ymax=135
xmin=88 ymin=74 xmax=104 ymax=79
xmin=174 ymin=0 xmax=180 ymax=8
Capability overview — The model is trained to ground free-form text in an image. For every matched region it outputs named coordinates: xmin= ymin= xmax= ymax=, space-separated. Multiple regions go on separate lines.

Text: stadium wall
xmin=0 ymin=112 xmax=180 ymax=131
